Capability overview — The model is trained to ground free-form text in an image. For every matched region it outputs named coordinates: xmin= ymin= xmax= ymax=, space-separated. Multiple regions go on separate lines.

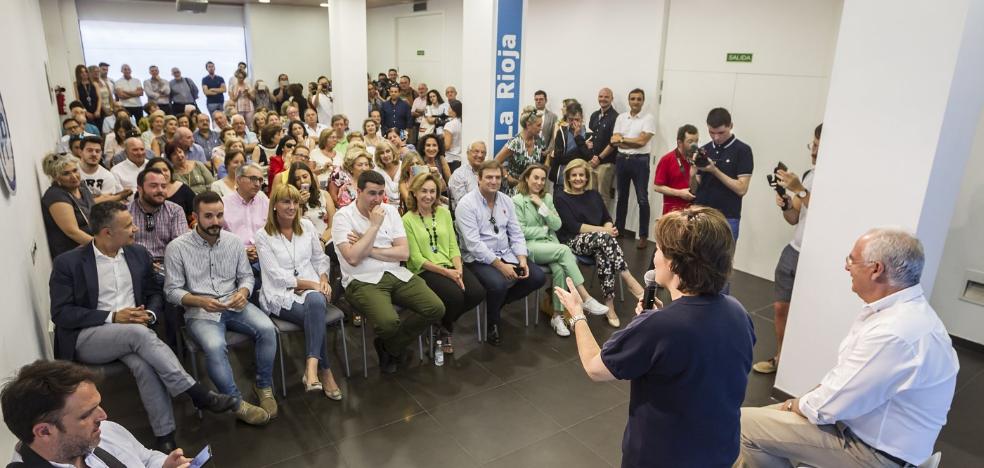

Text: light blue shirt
xmin=186 ymin=142 xmax=208 ymax=164
xmin=454 ymin=189 xmax=528 ymax=264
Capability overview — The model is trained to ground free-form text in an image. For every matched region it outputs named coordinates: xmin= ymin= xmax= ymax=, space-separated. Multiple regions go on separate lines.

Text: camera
xmin=513 ymin=265 xmax=526 ymax=276
xmin=766 ymin=161 xmax=790 ymax=209
xmin=432 ymin=113 xmax=449 ymax=128
xmin=692 ymin=147 xmax=711 ymax=168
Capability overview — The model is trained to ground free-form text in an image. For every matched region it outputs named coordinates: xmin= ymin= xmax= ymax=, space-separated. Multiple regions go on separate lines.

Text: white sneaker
xmin=550 ymin=315 xmax=571 ymax=337
xmin=582 ymin=297 xmax=609 ymax=316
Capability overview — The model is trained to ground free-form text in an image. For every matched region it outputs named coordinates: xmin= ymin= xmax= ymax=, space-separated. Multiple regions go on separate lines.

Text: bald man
xmin=111 ymin=137 xmax=149 ymax=191
xmin=173 ymin=127 xmax=208 ymax=164
xmin=589 ymin=87 xmax=619 ymax=208
xmin=448 ymin=141 xmax=487 ymax=208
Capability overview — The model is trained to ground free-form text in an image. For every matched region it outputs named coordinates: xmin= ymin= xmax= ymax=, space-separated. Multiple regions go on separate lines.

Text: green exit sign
xmin=726 ymin=53 xmax=753 ymax=63
xmin=416 ymin=50 xmax=425 ymax=56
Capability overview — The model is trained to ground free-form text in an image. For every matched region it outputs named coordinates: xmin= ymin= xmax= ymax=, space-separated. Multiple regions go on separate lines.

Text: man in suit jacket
xmin=49 ymin=201 xmax=236 ymax=453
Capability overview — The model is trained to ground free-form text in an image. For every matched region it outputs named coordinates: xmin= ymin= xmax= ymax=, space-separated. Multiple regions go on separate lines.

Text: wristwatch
xmin=567 ymin=314 xmax=587 ymax=330
xmin=796 ymin=190 xmax=808 ymax=199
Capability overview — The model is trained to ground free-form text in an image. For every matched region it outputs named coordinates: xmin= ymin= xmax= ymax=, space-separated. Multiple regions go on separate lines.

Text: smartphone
xmin=410 ymin=165 xmax=429 ymax=177
xmin=300 ymin=183 xmax=310 ymax=191
xmin=189 ymin=445 xmax=212 ymax=468
xmin=513 ymin=266 xmax=526 ymax=276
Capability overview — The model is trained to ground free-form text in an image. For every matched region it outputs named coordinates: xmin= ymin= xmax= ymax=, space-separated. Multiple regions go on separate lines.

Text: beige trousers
xmin=592 ymin=163 xmax=616 ymax=209
xmin=735 ymin=404 xmax=901 ymax=468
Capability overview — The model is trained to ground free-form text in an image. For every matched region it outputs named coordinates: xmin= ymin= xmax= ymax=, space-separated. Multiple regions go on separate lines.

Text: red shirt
xmin=653 ymin=149 xmax=692 ymax=214
xmin=267 ymin=155 xmax=285 ymax=190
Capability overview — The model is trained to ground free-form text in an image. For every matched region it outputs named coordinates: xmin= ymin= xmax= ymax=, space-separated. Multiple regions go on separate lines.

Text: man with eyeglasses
xmin=48 ymin=201 xmax=238 ymax=452
xmin=332 ymin=170 xmax=444 ymax=374
xmin=455 ymin=160 xmax=546 ymax=346
xmin=223 ymin=164 xmax=269 ymax=270
xmin=653 ymin=124 xmax=698 ymax=215
xmin=752 ymin=123 xmax=821 ymax=375
xmin=738 ymin=229 xmax=958 ymax=468
xmin=56 ymin=116 xmax=98 ymax=154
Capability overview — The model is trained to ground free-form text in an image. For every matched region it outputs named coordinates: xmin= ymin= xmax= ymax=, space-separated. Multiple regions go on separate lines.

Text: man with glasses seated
xmin=455 ymin=160 xmax=546 ymax=346
xmin=129 ymin=167 xmax=189 ymax=348
xmin=332 ymin=170 xmax=444 ymax=374
xmin=223 ymin=163 xmax=270 ymax=298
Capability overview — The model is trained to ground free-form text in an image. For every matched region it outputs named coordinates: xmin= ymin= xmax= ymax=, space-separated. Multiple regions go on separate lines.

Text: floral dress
xmin=503 ymin=132 xmax=547 ymax=183
xmin=330 ymin=168 xmax=357 ymax=208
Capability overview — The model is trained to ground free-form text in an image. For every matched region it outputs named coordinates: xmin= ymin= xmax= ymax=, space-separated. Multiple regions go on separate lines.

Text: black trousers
xmin=418 ymin=269 xmax=486 ymax=332
xmin=125 ymin=106 xmax=144 ymax=120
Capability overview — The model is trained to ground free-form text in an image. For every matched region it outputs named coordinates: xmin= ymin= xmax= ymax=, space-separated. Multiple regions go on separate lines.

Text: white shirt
xmin=423 ymin=103 xmax=449 ymax=135
xmin=448 ymin=164 xmax=478 ymax=209
xmin=798 ymin=285 xmax=959 ymax=465
xmin=255 ymin=219 xmax=331 ymax=313
xmin=111 ymin=158 xmax=147 ymax=191
xmin=789 ymin=167 xmax=815 ymax=251
xmin=331 ymin=203 xmax=412 ymax=287
xmin=10 ymin=421 xmax=167 ymax=468
xmin=306 ymin=123 xmax=329 ymax=139
xmin=302 ymin=192 xmax=332 ymax=234
xmin=115 ymin=77 xmax=143 ymax=107
xmin=374 ymin=163 xmax=402 ymax=207
xmin=313 ymin=92 xmax=334 ymax=126
xmin=444 ymin=118 xmax=462 ymax=162
xmin=94 ymin=245 xmax=135 ymax=323
xmin=613 ymin=111 xmax=656 ymax=154
xmin=80 ymin=164 xmax=123 ymax=197
xmin=210 ymin=178 xmax=237 ymax=198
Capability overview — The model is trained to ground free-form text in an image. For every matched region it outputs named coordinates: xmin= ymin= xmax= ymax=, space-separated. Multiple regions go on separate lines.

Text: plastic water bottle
xmin=434 ymin=340 xmax=445 ymax=367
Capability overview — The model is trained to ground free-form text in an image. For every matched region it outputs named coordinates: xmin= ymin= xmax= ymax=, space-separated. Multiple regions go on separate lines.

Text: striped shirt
xmin=164 ymin=229 xmax=254 ymax=322
xmin=129 ymin=199 xmax=188 ymax=259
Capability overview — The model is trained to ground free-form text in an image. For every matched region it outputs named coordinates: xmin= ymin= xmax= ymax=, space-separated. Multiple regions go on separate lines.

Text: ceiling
xmin=198 ymin=0 xmax=416 ymax=8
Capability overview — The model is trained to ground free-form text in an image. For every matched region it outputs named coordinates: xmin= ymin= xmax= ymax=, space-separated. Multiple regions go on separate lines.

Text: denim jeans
xmin=615 ymin=154 xmax=651 ymax=238
xmin=727 ymin=218 xmax=740 ymax=241
xmin=206 ymin=102 xmax=224 ymax=115
xmin=186 ymin=303 xmax=276 ymax=400
xmin=278 ymin=293 xmax=330 ymax=371
xmin=466 ymin=262 xmax=546 ymax=325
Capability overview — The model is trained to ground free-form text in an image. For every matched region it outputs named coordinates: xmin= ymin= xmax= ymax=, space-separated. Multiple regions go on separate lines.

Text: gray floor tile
xmin=430 ymin=385 xmax=563 ymax=463
xmin=305 ymin=372 xmax=425 ymax=441
xmin=336 ymin=413 xmax=477 ymax=468
xmin=508 ymin=360 xmax=628 ymax=428
xmin=484 ymin=431 xmax=611 ymax=468
xmin=265 ymin=445 xmax=348 ymax=468
xmin=566 ymin=402 xmax=629 ymax=467
xmin=936 ymin=372 xmax=984 ymax=464
xmin=395 ymin=355 xmax=505 ymax=410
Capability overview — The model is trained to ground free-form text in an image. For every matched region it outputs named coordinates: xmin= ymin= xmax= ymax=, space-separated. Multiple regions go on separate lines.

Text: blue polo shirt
xmin=601 ymin=294 xmax=755 ymax=468
xmin=201 ymin=74 xmax=225 ymax=105
xmin=379 ymin=98 xmax=411 ymax=131
xmin=694 ymin=135 xmax=753 ymax=219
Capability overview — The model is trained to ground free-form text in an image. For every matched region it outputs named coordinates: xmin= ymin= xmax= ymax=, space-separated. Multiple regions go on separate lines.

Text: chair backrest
xmin=918 ymin=452 xmax=941 ymax=468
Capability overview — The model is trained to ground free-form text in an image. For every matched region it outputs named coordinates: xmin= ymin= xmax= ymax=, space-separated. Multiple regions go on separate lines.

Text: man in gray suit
xmin=49 ymin=201 xmax=236 ymax=453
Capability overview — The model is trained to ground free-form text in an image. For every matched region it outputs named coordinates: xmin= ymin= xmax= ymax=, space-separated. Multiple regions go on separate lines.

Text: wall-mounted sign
xmin=726 ymin=53 xmax=753 ymax=63
xmin=492 ymin=0 xmax=524 ymax=155
xmin=0 ymin=92 xmax=16 ymax=194
xmin=416 ymin=50 xmax=425 ymax=56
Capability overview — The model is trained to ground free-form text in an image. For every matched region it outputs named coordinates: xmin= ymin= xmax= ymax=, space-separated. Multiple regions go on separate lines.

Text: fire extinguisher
xmin=55 ymin=86 xmax=67 ymax=115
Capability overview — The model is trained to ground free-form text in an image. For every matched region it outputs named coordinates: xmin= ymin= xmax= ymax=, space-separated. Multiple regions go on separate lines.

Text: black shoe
xmin=199 ymin=391 xmax=237 ymax=413
xmin=374 ymin=337 xmax=398 ymax=374
xmin=156 ymin=432 xmax=177 ymax=454
xmin=486 ymin=324 xmax=502 ymax=347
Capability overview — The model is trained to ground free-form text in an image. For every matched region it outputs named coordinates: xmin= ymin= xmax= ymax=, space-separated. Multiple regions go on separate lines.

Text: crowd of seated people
xmin=22 ymin=59 xmax=960 ymax=468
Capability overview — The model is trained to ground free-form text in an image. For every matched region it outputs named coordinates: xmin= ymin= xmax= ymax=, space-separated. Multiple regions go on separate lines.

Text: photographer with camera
xmin=308 ymin=76 xmax=334 ymax=126
xmin=752 ymin=123 xmax=820 ymax=375
xmin=690 ymin=107 xmax=753 ymax=240
xmin=653 ymin=124 xmax=698 ymax=215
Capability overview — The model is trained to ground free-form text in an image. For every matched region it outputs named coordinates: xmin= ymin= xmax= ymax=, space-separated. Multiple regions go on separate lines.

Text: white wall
xmin=40 ymin=0 xmax=85 ymax=107
xmin=0 ymin=0 xmax=64 ymax=457
xmin=367 ymin=0 xmax=463 ymax=93
xmin=659 ymin=0 xmax=842 ymax=278
xmin=244 ymin=3 xmax=332 ymax=90
xmin=931 ymin=108 xmax=984 ymax=345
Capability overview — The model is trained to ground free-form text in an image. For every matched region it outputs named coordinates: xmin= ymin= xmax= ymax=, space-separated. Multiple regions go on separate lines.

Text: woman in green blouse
xmin=166 ymin=141 xmax=215 ymax=195
xmin=513 ymin=164 xmax=611 ymax=335
xmin=402 ymin=172 xmax=485 ymax=354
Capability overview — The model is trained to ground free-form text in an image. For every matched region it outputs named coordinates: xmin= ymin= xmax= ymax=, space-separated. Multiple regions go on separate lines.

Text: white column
xmin=776 ymin=0 xmax=984 ymax=396
xmin=460 ymin=0 xmax=496 ymax=153
xmin=328 ymin=0 xmax=369 ymax=126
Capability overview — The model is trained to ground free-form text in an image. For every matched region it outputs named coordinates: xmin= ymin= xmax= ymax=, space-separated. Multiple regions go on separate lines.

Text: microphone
xmin=642 ymin=270 xmax=660 ymax=310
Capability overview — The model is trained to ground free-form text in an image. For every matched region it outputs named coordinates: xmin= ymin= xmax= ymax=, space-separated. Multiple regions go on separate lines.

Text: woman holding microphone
xmin=555 ymin=206 xmax=755 ymax=467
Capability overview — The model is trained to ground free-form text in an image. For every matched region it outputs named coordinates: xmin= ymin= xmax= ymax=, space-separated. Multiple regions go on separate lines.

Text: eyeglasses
xmin=285 ymin=144 xmax=296 ymax=149
xmin=241 ymin=175 xmax=264 ymax=184
xmin=845 ymin=255 xmax=875 ymax=268
xmin=144 ymin=212 xmax=156 ymax=232
xmin=489 ymin=215 xmax=499 ymax=234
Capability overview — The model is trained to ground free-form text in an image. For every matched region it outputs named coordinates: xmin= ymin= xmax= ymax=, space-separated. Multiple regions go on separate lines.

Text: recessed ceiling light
xmin=258 ymin=0 xmax=271 ymax=4
xmin=320 ymin=2 xmax=329 ymax=6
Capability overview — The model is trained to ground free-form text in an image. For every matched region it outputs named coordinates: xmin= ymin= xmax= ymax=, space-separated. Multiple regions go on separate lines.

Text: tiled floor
xmin=97 ymin=238 xmax=984 ymax=467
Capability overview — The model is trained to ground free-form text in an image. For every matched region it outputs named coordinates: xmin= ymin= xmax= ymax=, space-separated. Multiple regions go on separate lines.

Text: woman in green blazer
xmin=513 ymin=164 xmax=611 ymax=335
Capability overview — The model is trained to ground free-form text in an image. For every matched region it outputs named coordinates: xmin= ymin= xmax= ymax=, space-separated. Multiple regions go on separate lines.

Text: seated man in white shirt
xmin=111 ymin=137 xmax=149 ymax=191
xmin=333 ymin=170 xmax=444 ymax=374
xmin=1 ymin=359 xmax=194 ymax=468
xmin=737 ymin=228 xmax=959 ymax=468
xmin=77 ymin=136 xmax=132 ymax=203
xmin=448 ymin=140 xmax=486 ymax=209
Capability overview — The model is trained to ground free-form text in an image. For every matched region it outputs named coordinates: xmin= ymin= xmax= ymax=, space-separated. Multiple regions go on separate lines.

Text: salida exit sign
xmin=726 ymin=53 xmax=753 ymax=62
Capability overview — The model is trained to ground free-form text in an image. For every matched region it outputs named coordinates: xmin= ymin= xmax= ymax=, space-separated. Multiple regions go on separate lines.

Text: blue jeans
xmin=727 ymin=218 xmax=740 ymax=240
xmin=615 ymin=154 xmax=651 ymax=238
xmin=186 ymin=303 xmax=276 ymax=400
xmin=278 ymin=293 xmax=330 ymax=371
xmin=467 ymin=262 xmax=546 ymax=326
xmin=206 ymin=102 xmax=224 ymax=115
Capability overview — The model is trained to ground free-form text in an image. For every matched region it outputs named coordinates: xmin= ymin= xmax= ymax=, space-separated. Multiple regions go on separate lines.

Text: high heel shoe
xmin=302 ymin=375 xmax=323 ymax=392
xmin=324 ymin=386 xmax=343 ymax=401
xmin=606 ymin=311 xmax=621 ymax=328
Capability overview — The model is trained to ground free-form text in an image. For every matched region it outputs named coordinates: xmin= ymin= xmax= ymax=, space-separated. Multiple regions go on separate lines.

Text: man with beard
xmin=2 ymin=360 xmax=195 ymax=467
xmin=46 ymin=202 xmax=237 ymax=452
xmin=164 ymin=191 xmax=276 ymax=425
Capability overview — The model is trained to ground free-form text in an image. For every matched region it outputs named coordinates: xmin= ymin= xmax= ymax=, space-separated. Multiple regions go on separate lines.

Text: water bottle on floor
xmin=434 ymin=340 xmax=444 ymax=366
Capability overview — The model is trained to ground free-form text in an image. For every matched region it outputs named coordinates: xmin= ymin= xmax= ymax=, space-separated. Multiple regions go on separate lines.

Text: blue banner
xmin=492 ymin=0 xmax=524 ymax=155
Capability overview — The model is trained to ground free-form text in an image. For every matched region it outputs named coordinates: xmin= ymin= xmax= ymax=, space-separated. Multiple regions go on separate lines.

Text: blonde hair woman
xmin=254 ymin=185 xmax=343 ymax=400
xmin=41 ymin=153 xmax=95 ymax=259
xmin=373 ymin=140 xmax=402 ymax=208
xmin=493 ymin=105 xmax=547 ymax=190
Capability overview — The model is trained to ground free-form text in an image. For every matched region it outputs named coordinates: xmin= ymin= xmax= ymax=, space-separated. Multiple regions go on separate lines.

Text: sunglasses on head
xmin=144 ymin=212 xmax=155 ymax=232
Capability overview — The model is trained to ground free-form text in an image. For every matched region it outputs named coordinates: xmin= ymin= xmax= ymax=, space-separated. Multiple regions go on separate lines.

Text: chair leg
xmin=277 ymin=330 xmax=287 ymax=398
xmin=339 ymin=321 xmax=351 ymax=378
xmin=524 ymin=297 xmax=530 ymax=327
xmin=188 ymin=348 xmax=203 ymax=420
xmin=361 ymin=322 xmax=368 ymax=379
xmin=417 ymin=335 xmax=424 ymax=362
xmin=475 ymin=305 xmax=482 ymax=342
